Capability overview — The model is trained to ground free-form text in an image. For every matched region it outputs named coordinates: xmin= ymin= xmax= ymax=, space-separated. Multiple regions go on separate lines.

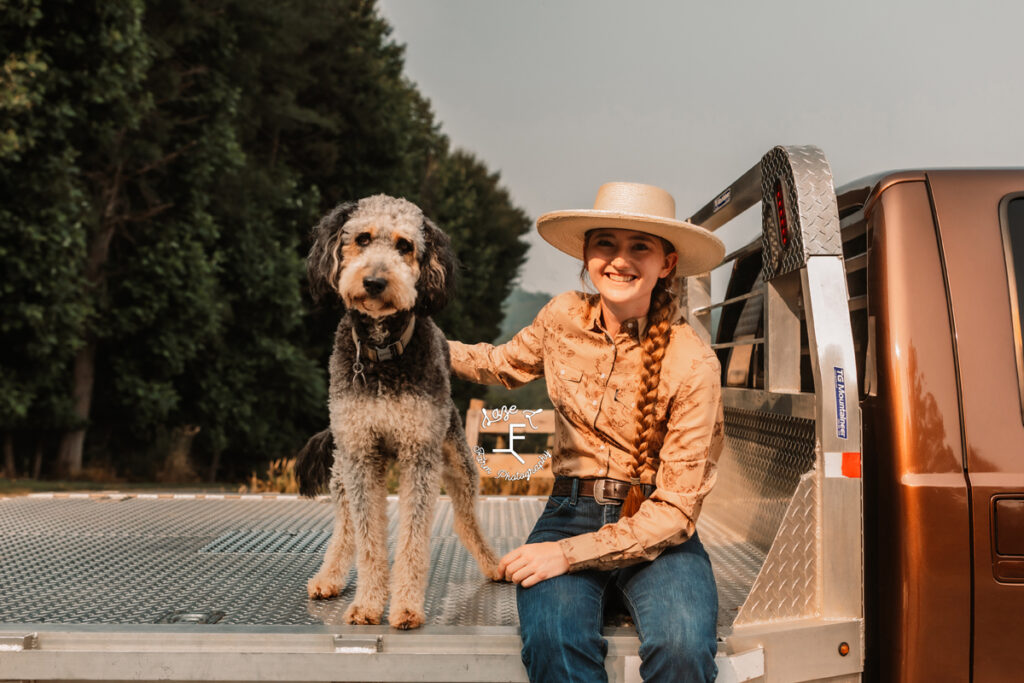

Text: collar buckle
xmin=353 ymin=316 xmax=416 ymax=363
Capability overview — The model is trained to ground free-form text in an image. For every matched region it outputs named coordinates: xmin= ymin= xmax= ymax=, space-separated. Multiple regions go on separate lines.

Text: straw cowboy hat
xmin=536 ymin=182 xmax=725 ymax=277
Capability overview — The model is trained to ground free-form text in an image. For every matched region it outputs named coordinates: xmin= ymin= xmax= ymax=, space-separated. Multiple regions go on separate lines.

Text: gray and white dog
xmin=296 ymin=195 xmax=501 ymax=630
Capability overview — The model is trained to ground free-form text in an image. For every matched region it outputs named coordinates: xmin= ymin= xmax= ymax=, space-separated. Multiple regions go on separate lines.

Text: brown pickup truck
xmin=692 ymin=150 xmax=1024 ymax=681
xmin=847 ymin=167 xmax=1024 ymax=682
xmin=1 ymin=147 xmax=1021 ymax=682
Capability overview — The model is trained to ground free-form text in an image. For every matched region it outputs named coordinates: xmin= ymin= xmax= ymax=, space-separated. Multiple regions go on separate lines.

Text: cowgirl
xmin=450 ymin=182 xmax=725 ymax=682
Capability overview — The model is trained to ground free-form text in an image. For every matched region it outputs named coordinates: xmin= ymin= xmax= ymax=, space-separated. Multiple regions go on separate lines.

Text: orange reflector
xmin=839 ymin=642 xmax=850 ymax=656
xmin=841 ymin=452 xmax=861 ymax=478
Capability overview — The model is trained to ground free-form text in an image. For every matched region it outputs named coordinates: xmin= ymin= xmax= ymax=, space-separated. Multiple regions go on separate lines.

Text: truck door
xmin=927 ymin=171 xmax=1024 ymax=683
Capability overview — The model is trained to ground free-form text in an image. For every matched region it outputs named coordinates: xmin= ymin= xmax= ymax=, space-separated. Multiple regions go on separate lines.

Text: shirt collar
xmin=583 ymin=294 xmax=603 ymax=333
xmin=582 ymin=294 xmax=648 ymax=341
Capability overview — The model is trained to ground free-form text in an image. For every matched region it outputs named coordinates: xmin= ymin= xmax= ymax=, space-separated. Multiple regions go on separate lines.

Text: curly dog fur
xmin=296 ymin=195 xmax=501 ymax=630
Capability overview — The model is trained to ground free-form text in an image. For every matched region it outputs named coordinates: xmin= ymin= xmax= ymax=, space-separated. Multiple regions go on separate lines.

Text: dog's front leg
xmin=341 ymin=452 xmax=391 ymax=625
xmin=308 ymin=474 xmax=355 ymax=599
xmin=388 ymin=447 xmax=442 ymax=629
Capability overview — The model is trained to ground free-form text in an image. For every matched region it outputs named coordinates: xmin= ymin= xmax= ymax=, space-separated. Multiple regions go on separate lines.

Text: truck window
xmin=999 ymin=194 xmax=1024 ymax=421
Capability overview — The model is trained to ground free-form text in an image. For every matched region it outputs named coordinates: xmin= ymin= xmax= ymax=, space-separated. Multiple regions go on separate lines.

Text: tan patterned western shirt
xmin=449 ymin=290 xmax=724 ymax=571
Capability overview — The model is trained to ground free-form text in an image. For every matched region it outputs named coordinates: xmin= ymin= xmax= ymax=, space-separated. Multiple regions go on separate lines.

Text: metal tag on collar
xmin=374 ymin=341 xmax=401 ymax=361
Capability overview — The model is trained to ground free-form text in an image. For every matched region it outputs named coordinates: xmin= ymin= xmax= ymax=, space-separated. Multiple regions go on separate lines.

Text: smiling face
xmin=583 ymin=228 xmax=678 ymax=321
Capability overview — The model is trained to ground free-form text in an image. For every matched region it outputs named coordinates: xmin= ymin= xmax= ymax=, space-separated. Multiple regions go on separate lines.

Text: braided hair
xmin=581 ymin=232 xmax=678 ymax=517
xmin=620 ymin=279 xmax=676 ymax=517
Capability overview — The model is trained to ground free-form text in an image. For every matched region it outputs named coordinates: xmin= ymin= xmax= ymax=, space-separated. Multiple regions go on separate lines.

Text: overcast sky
xmin=377 ymin=0 xmax=1024 ymax=297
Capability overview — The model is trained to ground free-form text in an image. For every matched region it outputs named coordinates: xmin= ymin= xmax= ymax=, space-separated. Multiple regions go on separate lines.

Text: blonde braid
xmin=620 ymin=281 xmax=676 ymax=518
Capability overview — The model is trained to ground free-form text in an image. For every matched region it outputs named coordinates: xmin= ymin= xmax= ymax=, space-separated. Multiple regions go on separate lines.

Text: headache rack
xmin=679 ymin=145 xmax=865 ymax=682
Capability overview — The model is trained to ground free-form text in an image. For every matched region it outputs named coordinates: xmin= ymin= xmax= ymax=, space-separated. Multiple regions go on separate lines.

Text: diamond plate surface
xmin=699 ymin=514 xmax=765 ymax=634
xmin=761 ymin=145 xmax=842 ymax=280
xmin=699 ymin=407 xmax=817 ymax=630
xmin=733 ymin=472 xmax=819 ymax=625
xmin=702 ymin=407 xmax=816 ymax=554
xmin=0 ymin=497 xmax=541 ymax=627
xmin=199 ymin=529 xmax=332 ymax=553
xmin=0 ymin=495 xmax=763 ymax=635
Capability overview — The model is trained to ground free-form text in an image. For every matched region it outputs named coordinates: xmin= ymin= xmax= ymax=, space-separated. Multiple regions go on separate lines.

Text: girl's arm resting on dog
xmin=447 ymin=298 xmax=555 ymax=387
xmin=557 ymin=352 xmax=724 ymax=572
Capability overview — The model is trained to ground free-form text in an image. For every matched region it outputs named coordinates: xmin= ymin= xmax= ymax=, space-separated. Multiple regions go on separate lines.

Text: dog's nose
xmin=363 ymin=277 xmax=387 ymax=296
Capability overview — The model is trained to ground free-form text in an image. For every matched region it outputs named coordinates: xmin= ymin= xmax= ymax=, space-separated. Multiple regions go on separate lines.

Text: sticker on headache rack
xmin=834 ymin=366 xmax=848 ymax=439
xmin=713 ymin=187 xmax=732 ymax=213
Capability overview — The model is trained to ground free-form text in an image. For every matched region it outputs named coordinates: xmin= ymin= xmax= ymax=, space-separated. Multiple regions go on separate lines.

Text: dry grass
xmin=479 ymin=475 xmax=552 ymax=496
xmin=239 ymin=457 xmax=551 ymax=496
xmin=240 ymin=458 xmax=401 ymax=494
xmin=240 ymin=457 xmax=299 ymax=494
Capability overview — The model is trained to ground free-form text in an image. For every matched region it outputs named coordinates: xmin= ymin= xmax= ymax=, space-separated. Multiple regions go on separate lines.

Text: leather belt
xmin=551 ymin=477 xmax=655 ymax=505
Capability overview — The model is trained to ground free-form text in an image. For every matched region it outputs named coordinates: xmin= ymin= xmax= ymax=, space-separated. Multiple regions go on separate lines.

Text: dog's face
xmin=307 ymin=195 xmax=454 ymax=317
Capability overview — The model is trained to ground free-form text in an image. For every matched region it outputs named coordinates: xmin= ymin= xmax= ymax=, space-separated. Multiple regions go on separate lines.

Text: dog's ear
xmin=307 ymin=201 xmax=358 ymax=304
xmin=415 ymin=217 xmax=456 ymax=315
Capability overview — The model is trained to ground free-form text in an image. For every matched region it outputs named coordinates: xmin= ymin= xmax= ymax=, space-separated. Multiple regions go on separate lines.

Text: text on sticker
xmin=834 ymin=367 xmax=848 ymax=439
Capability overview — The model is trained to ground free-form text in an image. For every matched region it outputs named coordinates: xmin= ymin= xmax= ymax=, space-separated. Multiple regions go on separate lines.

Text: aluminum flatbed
xmin=0 ymin=493 xmax=766 ymax=682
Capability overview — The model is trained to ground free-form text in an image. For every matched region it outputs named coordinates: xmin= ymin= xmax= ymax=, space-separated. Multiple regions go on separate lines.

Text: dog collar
xmin=352 ymin=315 xmax=417 ymax=362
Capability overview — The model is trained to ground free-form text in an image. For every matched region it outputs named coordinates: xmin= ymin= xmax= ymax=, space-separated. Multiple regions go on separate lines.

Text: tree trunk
xmin=3 ymin=433 xmax=15 ymax=479
xmin=159 ymin=425 xmax=200 ymax=483
xmin=56 ymin=150 xmax=123 ymax=479
xmin=57 ymin=339 xmax=97 ymax=477
xmin=32 ymin=437 xmax=43 ymax=480
xmin=207 ymin=448 xmax=221 ymax=483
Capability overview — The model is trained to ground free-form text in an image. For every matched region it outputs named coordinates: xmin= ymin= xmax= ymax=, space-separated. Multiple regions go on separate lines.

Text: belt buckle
xmin=592 ymin=479 xmax=615 ymax=505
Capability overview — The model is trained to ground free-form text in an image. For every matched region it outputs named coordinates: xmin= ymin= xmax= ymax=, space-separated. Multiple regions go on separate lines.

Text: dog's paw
xmin=344 ymin=604 xmax=383 ymax=625
xmin=307 ymin=573 xmax=343 ymax=600
xmin=389 ymin=606 xmax=425 ymax=630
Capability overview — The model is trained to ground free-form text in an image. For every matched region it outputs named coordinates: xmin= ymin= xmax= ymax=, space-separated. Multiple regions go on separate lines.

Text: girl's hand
xmin=498 ymin=542 xmax=570 ymax=587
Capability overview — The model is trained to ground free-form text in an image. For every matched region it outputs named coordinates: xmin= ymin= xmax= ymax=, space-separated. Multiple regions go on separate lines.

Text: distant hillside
xmin=485 ymin=288 xmax=556 ymax=410
xmin=494 ymin=288 xmax=556 ymax=344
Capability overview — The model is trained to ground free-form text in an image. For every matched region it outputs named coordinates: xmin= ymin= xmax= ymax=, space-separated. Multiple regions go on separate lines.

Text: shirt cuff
xmin=557 ymin=531 xmax=658 ymax=572
xmin=557 ymin=535 xmax=599 ymax=572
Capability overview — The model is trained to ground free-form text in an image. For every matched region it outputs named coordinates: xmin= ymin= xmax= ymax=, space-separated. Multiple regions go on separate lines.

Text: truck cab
xmin=847 ymin=170 xmax=1024 ymax=682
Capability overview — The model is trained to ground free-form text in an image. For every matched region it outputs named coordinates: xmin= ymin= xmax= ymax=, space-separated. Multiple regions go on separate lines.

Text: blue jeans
xmin=516 ymin=488 xmax=719 ymax=683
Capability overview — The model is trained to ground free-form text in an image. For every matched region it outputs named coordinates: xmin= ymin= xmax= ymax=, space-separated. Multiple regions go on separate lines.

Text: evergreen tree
xmin=0 ymin=1 xmax=89 ymax=476
xmin=0 ymin=0 xmax=532 ymax=481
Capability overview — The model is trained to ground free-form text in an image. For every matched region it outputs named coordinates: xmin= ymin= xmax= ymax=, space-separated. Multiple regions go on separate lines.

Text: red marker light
xmin=774 ymin=178 xmax=788 ymax=247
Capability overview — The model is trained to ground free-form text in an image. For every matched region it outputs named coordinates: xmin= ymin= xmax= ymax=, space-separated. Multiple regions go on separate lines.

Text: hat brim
xmin=536 ymin=210 xmax=725 ymax=276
